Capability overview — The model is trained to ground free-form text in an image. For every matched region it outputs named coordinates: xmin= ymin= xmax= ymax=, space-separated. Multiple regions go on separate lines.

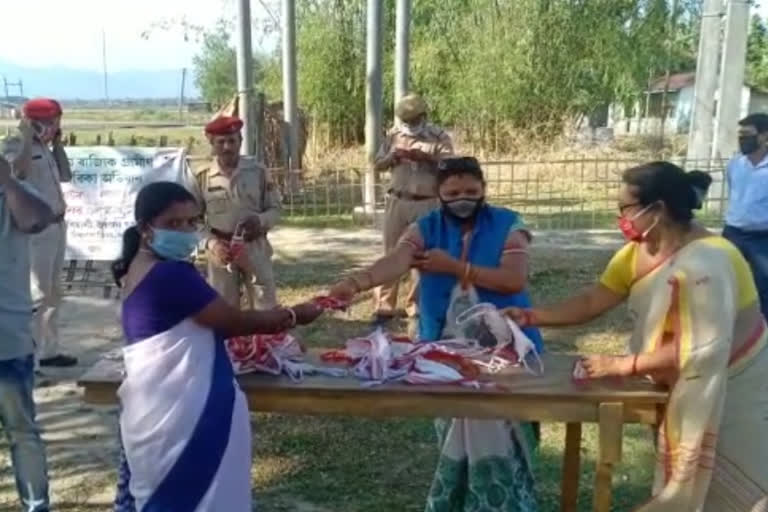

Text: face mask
xmin=617 ymin=204 xmax=658 ymax=242
xmin=442 ymin=197 xmax=484 ymax=221
xmin=149 ymin=228 xmax=199 ymax=261
xmin=739 ymin=135 xmax=760 ymax=155
xmin=400 ymin=120 xmax=426 ymax=137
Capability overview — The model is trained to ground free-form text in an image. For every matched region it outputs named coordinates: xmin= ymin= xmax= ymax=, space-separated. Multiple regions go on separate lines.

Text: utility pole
xmin=394 ymin=0 xmax=411 ymax=120
xmin=282 ymin=0 xmax=300 ymax=182
xmin=102 ymin=29 xmax=109 ymax=106
xmin=712 ymin=0 xmax=750 ymax=161
xmin=2 ymin=77 xmax=8 ymax=100
xmin=365 ymin=0 xmax=383 ymax=215
xmin=178 ymin=68 xmax=186 ymax=122
xmin=686 ymin=0 xmax=722 ymax=165
xmin=236 ymin=0 xmax=255 ymax=156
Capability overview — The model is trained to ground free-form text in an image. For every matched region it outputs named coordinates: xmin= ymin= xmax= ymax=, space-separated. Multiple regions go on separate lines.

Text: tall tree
xmin=747 ymin=14 xmax=768 ymax=90
xmin=192 ymin=19 xmax=265 ymax=108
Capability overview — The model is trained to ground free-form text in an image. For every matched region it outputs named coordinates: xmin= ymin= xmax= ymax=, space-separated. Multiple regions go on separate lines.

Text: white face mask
xmin=400 ymin=120 xmax=427 ymax=137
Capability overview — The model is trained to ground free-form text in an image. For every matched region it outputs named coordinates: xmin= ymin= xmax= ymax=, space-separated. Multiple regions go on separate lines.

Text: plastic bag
xmin=455 ymin=302 xmax=544 ymax=376
xmin=444 ymin=283 xmax=481 ymax=339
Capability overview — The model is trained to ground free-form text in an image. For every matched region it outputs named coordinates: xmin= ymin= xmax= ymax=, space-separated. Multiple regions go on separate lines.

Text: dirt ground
xmin=0 ymin=228 xmax=627 ymax=511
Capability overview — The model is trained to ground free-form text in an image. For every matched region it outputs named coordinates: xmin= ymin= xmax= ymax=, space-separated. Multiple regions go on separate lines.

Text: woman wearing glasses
xmin=507 ymin=162 xmax=768 ymax=510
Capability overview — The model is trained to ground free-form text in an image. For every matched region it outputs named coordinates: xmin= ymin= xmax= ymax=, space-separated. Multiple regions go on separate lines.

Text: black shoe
xmin=39 ymin=355 xmax=78 ymax=367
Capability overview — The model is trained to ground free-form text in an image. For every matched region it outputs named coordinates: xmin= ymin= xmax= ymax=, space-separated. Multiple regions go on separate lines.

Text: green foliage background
xmin=190 ymin=1 xmax=768 ymax=145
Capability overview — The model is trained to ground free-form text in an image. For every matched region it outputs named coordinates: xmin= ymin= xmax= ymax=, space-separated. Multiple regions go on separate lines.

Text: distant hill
xmin=0 ymin=60 xmax=200 ymax=100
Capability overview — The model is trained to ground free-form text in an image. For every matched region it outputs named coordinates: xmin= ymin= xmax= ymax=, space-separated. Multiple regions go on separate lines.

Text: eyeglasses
xmin=618 ymin=202 xmax=640 ymax=215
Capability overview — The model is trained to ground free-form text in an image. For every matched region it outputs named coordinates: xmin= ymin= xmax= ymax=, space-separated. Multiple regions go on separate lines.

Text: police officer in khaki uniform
xmin=187 ymin=116 xmax=281 ymax=309
xmin=373 ymin=94 xmax=454 ymax=322
xmin=13 ymin=98 xmax=77 ymax=367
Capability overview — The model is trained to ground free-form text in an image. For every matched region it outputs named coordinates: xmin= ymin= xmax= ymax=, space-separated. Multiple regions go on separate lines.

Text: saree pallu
xmin=625 ymin=240 xmax=768 ymax=511
xmin=118 ymin=318 xmax=252 ymax=512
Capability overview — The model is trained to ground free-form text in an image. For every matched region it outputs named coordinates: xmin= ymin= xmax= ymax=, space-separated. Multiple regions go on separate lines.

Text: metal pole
xmin=236 ymin=0 xmax=255 ymax=156
xmin=178 ymin=68 xmax=186 ymax=122
xmin=254 ymin=92 xmax=266 ymax=163
xmin=102 ymin=29 xmax=109 ymax=106
xmin=686 ymin=0 xmax=722 ymax=165
xmin=712 ymin=0 xmax=750 ymax=160
xmin=394 ymin=0 xmax=411 ymax=117
xmin=365 ymin=0 xmax=383 ymax=215
xmin=282 ymin=0 xmax=299 ymax=178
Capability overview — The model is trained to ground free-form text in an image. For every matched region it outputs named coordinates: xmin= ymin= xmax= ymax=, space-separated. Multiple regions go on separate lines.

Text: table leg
xmin=593 ymin=402 xmax=624 ymax=512
xmin=560 ymin=422 xmax=582 ymax=512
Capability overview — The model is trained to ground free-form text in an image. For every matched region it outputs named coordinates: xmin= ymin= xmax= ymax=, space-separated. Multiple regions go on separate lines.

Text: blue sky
xmin=1 ymin=1 xmax=766 ymax=72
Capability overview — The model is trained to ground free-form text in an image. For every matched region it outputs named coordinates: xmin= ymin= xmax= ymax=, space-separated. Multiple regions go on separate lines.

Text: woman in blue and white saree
xmin=111 ymin=182 xmax=322 ymax=511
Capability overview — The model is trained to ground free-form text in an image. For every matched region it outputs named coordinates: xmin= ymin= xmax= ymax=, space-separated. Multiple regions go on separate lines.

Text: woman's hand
xmin=329 ymin=279 xmax=359 ymax=302
xmin=208 ymin=239 xmax=232 ymax=266
xmin=503 ymin=307 xmax=534 ymax=327
xmin=413 ymin=249 xmax=461 ymax=275
xmin=580 ymin=355 xmax=633 ymax=378
xmin=290 ymin=302 xmax=324 ymax=326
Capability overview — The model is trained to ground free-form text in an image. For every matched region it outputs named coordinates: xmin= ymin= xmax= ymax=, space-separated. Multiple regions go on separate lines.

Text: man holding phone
xmin=0 ymin=150 xmax=53 ymax=511
xmin=15 ymin=98 xmax=76 ymax=368
xmin=373 ymin=94 xmax=454 ymax=323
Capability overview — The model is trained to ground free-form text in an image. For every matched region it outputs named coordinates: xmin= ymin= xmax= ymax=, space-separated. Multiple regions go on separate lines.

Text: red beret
xmin=205 ymin=116 xmax=243 ymax=136
xmin=22 ymin=98 xmax=62 ymax=121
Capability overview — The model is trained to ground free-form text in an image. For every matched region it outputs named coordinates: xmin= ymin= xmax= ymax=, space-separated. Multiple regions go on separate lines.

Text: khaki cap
xmin=395 ymin=94 xmax=427 ymax=122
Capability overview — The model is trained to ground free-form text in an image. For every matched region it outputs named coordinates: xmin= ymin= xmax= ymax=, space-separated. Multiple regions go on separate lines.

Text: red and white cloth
xmin=225 ymin=333 xmax=346 ymax=381
xmin=322 ymin=329 xmax=501 ymax=388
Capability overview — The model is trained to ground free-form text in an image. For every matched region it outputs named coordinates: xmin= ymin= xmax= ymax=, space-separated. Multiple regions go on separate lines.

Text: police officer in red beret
xmin=16 ymin=98 xmax=77 ymax=368
xmin=185 ymin=116 xmax=282 ymax=309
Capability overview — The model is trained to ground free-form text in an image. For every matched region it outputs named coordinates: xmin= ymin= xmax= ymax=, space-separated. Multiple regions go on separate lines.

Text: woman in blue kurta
xmin=330 ymin=156 xmax=542 ymax=511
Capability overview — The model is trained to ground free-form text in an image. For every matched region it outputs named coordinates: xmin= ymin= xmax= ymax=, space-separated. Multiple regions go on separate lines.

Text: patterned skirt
xmin=425 ymin=418 xmax=539 ymax=512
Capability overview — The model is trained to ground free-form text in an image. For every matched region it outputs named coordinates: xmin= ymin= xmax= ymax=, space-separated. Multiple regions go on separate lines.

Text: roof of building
xmin=647 ymin=71 xmax=768 ymax=95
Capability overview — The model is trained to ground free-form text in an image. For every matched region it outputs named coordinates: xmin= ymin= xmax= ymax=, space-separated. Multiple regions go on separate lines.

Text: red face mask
xmin=617 ymin=204 xmax=655 ymax=242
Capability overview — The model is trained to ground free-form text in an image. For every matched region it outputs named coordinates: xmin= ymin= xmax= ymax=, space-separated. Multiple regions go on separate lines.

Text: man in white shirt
xmin=723 ymin=113 xmax=768 ymax=319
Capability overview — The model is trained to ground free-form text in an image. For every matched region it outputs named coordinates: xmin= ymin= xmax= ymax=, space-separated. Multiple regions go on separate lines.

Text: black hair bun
xmin=687 ymin=170 xmax=713 ymax=210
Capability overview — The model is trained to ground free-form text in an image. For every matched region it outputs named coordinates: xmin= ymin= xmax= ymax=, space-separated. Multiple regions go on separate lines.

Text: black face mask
xmin=441 ymin=197 xmax=484 ymax=221
xmin=739 ymin=135 xmax=760 ymax=155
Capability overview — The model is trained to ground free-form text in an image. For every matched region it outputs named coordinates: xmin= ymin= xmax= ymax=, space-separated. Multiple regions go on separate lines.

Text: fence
xmin=272 ymin=157 xmax=730 ymax=230
xmin=60 ymin=156 xmax=730 ymax=295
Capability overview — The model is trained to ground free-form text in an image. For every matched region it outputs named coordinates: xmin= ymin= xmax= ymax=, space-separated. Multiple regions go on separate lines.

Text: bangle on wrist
xmin=462 ymin=263 xmax=472 ymax=282
xmin=522 ymin=309 xmax=538 ymax=326
xmin=286 ymin=307 xmax=297 ymax=328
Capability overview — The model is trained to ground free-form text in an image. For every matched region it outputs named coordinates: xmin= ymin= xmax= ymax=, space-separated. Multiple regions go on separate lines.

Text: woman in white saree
xmin=507 ymin=162 xmax=768 ymax=511
xmin=110 ymin=182 xmax=322 ymax=512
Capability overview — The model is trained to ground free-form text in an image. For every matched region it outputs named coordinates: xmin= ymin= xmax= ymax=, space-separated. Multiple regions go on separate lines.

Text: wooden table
xmin=78 ymin=352 xmax=667 ymax=512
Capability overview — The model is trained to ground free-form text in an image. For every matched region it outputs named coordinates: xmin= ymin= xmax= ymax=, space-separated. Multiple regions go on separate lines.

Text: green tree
xmin=192 ymin=19 xmax=265 ymax=109
xmin=747 ymin=14 xmax=768 ymax=90
xmin=260 ymin=0 xmax=701 ymax=148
